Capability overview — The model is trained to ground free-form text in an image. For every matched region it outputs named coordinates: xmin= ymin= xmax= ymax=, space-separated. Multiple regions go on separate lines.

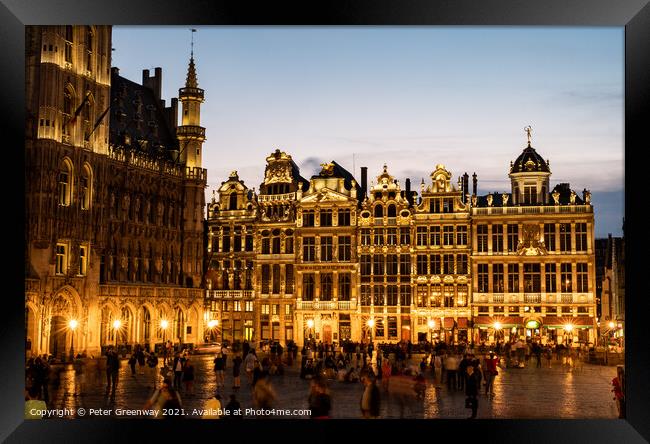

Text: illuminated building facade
xmin=25 ymin=25 xmax=207 ymax=358
xmin=207 ymin=135 xmax=597 ymax=347
xmin=470 ymin=132 xmax=597 ymax=345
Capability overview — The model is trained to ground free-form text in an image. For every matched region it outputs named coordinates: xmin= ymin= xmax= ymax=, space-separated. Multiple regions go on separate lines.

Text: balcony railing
xmin=259 ymin=192 xmax=296 ymax=202
xmin=561 ymin=293 xmax=573 ymax=304
xmin=208 ymin=290 xmax=254 ymax=299
xmin=99 ymin=285 xmax=203 ymax=299
xmin=524 ymin=293 xmax=542 ymax=304
xmin=473 ymin=205 xmax=592 ymax=216
xmin=297 ymin=300 xmax=357 ymax=310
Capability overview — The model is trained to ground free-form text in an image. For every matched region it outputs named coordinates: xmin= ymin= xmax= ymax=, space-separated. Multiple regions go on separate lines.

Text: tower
xmin=177 ymin=44 xmax=205 ymax=169
xmin=509 ymin=126 xmax=551 ymax=205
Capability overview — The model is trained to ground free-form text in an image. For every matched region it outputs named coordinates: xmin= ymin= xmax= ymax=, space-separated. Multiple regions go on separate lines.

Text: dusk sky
xmin=112 ymin=27 xmax=624 ymax=238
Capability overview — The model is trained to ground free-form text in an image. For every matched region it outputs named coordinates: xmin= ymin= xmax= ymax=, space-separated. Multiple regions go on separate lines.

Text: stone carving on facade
xmin=570 ymin=190 xmax=576 ymax=205
xmin=583 ymin=188 xmax=591 ymax=204
xmin=552 ymin=191 xmax=560 ymax=204
xmin=486 ymin=194 xmax=493 ymax=207
xmin=516 ymin=224 xmax=548 ymax=256
xmin=471 ymin=195 xmax=477 ymax=206
xmin=502 ymin=193 xmax=509 ymax=206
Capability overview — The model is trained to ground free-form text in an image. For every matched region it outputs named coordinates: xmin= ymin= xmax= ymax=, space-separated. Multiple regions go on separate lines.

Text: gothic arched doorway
xmin=49 ymin=316 xmax=67 ymax=360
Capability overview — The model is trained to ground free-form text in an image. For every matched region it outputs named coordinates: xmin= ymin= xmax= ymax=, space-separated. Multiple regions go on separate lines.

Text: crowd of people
xmin=25 ymin=337 xmax=611 ymax=419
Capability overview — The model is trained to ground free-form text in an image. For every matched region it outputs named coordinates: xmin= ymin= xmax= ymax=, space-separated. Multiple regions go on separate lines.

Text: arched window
xmin=120 ymin=307 xmax=131 ymax=344
xmin=175 ymin=308 xmax=185 ymax=342
xmin=229 ymin=193 xmax=238 ymax=210
xmin=80 ymin=163 xmax=92 ymax=210
xmin=62 ymin=85 xmax=74 ymax=138
xmin=387 ymin=204 xmax=396 ymax=217
xmin=64 ymin=26 xmax=73 ymax=63
xmin=142 ymin=307 xmax=151 ymax=342
xmin=58 ymin=158 xmax=73 ymax=206
xmin=374 ymin=204 xmax=383 ymax=218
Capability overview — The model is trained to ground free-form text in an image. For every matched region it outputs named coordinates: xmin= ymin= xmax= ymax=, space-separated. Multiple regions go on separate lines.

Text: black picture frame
xmin=3 ymin=0 xmax=649 ymax=441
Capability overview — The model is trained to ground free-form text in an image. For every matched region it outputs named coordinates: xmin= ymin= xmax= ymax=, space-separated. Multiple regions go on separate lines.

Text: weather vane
xmin=524 ymin=125 xmax=532 ymax=145
xmin=190 ymin=28 xmax=197 ymax=57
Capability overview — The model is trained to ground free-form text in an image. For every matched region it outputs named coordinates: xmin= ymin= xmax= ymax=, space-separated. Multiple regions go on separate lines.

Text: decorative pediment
xmin=517 ymin=224 xmax=548 ymax=256
xmin=300 ymin=188 xmax=351 ymax=203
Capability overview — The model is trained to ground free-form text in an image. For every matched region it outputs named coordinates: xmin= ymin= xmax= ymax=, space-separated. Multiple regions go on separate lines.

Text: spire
xmin=186 ymin=29 xmax=198 ymax=88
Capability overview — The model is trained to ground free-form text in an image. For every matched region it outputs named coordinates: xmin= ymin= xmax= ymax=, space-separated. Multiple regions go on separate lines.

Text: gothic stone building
xmin=207 ymin=135 xmax=597 ymax=347
xmin=25 ymin=25 xmax=207 ymax=358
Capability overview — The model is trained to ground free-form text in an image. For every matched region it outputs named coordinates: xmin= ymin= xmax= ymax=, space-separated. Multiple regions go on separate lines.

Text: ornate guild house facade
xmin=206 ymin=132 xmax=597 ymax=347
xmin=25 ymin=25 xmax=207 ymax=358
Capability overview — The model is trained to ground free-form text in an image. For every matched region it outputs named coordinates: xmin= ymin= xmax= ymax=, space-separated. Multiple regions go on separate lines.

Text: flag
xmin=68 ymin=91 xmax=91 ymax=126
xmin=86 ymin=97 xmax=115 ymax=139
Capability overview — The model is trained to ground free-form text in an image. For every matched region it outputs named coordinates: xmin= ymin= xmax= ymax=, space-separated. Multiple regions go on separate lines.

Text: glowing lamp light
xmin=113 ymin=319 xmax=121 ymax=330
xmin=68 ymin=319 xmax=78 ymax=330
xmin=427 ymin=320 xmax=435 ymax=329
xmin=367 ymin=319 xmax=375 ymax=328
xmin=493 ymin=321 xmax=502 ymax=330
xmin=207 ymin=319 xmax=218 ymax=329
xmin=160 ymin=319 xmax=169 ymax=329
xmin=608 ymin=321 xmax=616 ymax=329
xmin=564 ymin=324 xmax=574 ymax=333
xmin=307 ymin=319 xmax=314 ymax=329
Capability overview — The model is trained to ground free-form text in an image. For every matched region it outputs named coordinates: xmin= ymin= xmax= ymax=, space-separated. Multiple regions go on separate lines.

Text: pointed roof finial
xmin=186 ymin=29 xmax=198 ymax=88
xmin=525 ymin=125 xmax=532 ymax=146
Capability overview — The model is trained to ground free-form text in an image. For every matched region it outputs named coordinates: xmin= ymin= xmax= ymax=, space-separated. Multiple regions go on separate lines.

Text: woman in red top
xmin=483 ymin=352 xmax=499 ymax=396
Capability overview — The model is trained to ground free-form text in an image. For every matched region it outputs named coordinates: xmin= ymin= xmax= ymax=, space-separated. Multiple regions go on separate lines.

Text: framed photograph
xmin=4 ymin=0 xmax=649 ymax=441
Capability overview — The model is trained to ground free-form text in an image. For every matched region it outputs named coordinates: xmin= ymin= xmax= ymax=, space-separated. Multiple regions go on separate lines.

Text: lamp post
xmin=564 ymin=323 xmax=573 ymax=347
xmin=207 ymin=319 xmax=218 ymax=343
xmin=112 ymin=319 xmax=121 ymax=347
xmin=367 ymin=318 xmax=375 ymax=343
xmin=604 ymin=321 xmax=615 ymax=364
xmin=68 ymin=319 xmax=78 ymax=362
xmin=306 ymin=319 xmax=314 ymax=346
xmin=493 ymin=321 xmax=502 ymax=348
xmin=428 ymin=319 xmax=435 ymax=345
xmin=160 ymin=319 xmax=169 ymax=365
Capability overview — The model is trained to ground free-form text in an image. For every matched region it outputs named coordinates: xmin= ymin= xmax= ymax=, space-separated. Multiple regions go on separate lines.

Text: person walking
xmin=232 ymin=353 xmax=243 ymax=389
xmin=144 ymin=377 xmax=182 ymax=419
xmin=360 ymin=374 xmax=381 ymax=419
xmin=183 ymin=358 xmax=195 ymax=395
xmin=308 ymin=376 xmax=332 ymax=419
xmin=381 ymin=359 xmax=392 ymax=392
xmin=244 ymin=349 xmax=257 ymax=385
xmin=483 ymin=351 xmax=499 ymax=397
xmin=223 ymin=393 xmax=242 ymax=419
xmin=172 ymin=353 xmax=184 ymax=391
xmin=128 ymin=353 xmax=137 ymax=376
xmin=213 ymin=351 xmax=225 ymax=387
xmin=252 ymin=374 xmax=276 ymax=410
xmin=465 ymin=365 xmax=479 ymax=419
xmin=137 ymin=347 xmax=146 ymax=375
xmin=106 ymin=347 xmax=120 ymax=394
xmin=445 ymin=353 xmax=459 ymax=391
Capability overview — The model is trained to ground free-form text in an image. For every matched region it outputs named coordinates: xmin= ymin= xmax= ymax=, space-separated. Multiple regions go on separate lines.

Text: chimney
xmin=142 ymin=67 xmax=163 ymax=102
xmin=472 ymin=172 xmax=477 ymax=195
xmin=169 ymin=97 xmax=179 ymax=130
xmin=361 ymin=166 xmax=368 ymax=198
xmin=405 ymin=178 xmax=412 ymax=205
xmin=111 ymin=66 xmax=120 ymax=76
xmin=463 ymin=173 xmax=469 ymax=203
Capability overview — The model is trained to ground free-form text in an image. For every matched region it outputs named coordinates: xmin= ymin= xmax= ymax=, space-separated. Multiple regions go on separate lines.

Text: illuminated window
xmin=508 ymin=264 xmax=519 ymax=292
xmin=507 ymin=224 xmax=519 ymax=252
xmin=443 ymin=226 xmax=454 ymax=246
xmin=430 ymin=226 xmax=441 ymax=247
xmin=78 ymin=245 xmax=87 ymax=276
xmin=545 ymin=263 xmax=557 ymax=292
xmin=55 ymin=243 xmax=67 ymax=275
xmin=561 ymin=263 xmax=572 ymax=292
xmin=303 ymin=274 xmax=315 ymax=301
xmin=477 ymin=225 xmax=488 ymax=253
xmin=478 ymin=264 xmax=488 ymax=292
xmin=492 ymin=224 xmax=503 ymax=253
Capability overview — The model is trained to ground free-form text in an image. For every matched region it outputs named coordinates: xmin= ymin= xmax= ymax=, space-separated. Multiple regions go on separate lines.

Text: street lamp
xmin=306 ymin=319 xmax=314 ymax=345
xmin=367 ymin=318 xmax=375 ymax=343
xmin=207 ymin=319 xmax=218 ymax=343
xmin=160 ymin=319 xmax=169 ymax=365
xmin=428 ymin=319 xmax=435 ymax=344
xmin=564 ymin=323 xmax=574 ymax=346
xmin=68 ymin=319 xmax=78 ymax=362
xmin=112 ymin=319 xmax=121 ymax=347
xmin=493 ymin=321 xmax=502 ymax=346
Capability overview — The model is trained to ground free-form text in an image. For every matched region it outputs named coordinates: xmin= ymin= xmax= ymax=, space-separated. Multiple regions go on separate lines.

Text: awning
xmin=457 ymin=317 xmax=468 ymax=329
xmin=543 ymin=316 xmax=595 ymax=328
xmin=443 ymin=318 xmax=455 ymax=329
xmin=472 ymin=316 xmax=523 ymax=327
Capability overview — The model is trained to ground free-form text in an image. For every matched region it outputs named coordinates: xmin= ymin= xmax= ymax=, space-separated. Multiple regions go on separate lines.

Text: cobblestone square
xmin=39 ymin=353 xmax=619 ymax=419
